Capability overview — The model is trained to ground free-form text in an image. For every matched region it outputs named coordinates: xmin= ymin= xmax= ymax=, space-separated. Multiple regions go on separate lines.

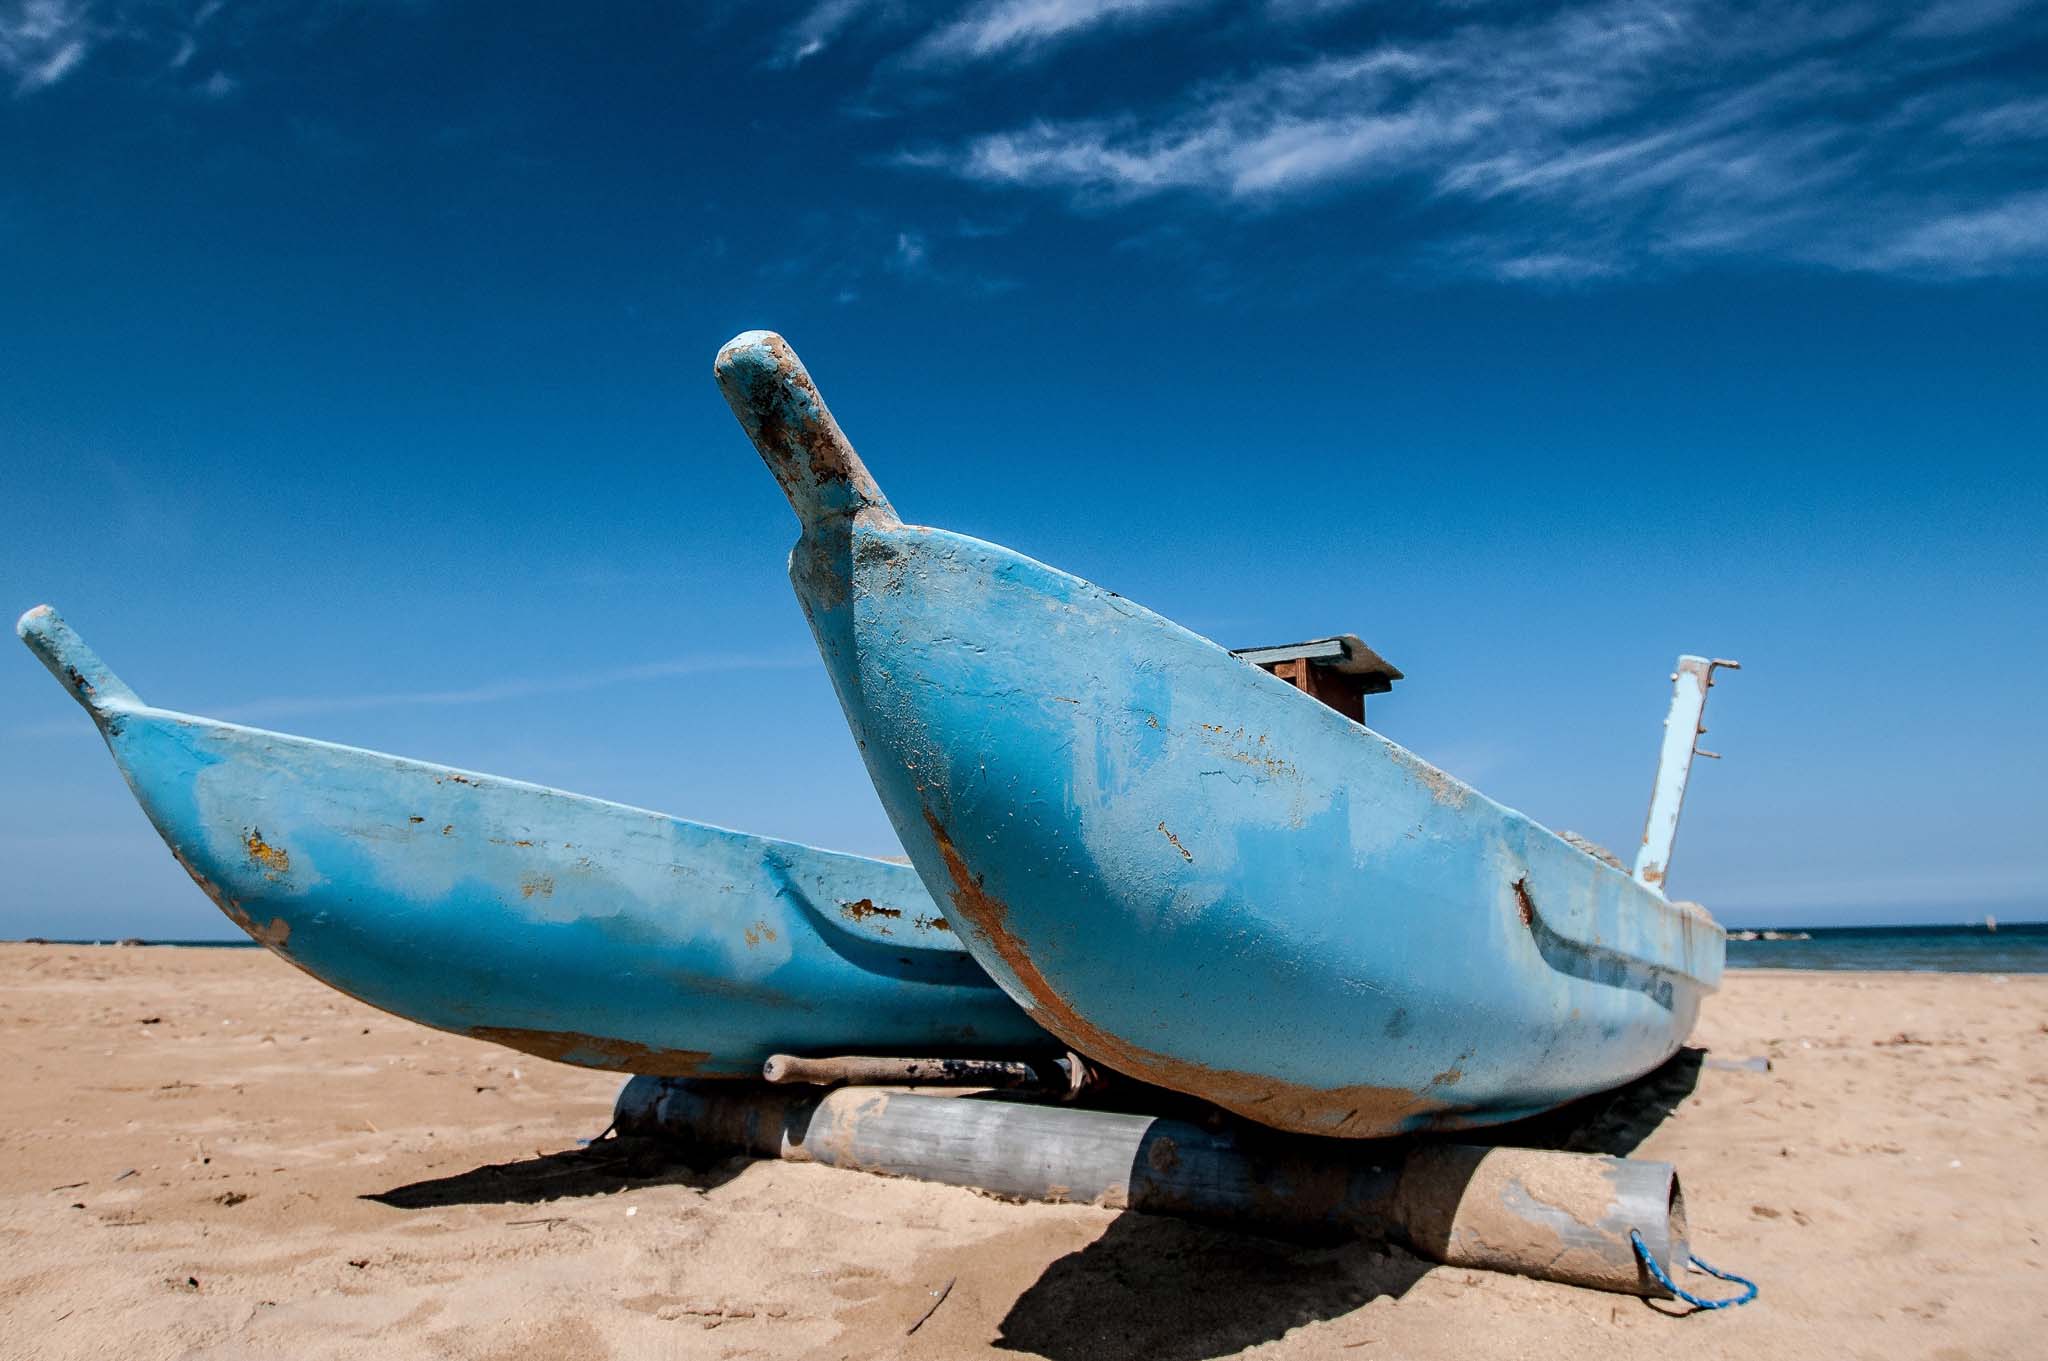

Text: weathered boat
xmin=717 ymin=331 xmax=1731 ymax=1137
xmin=17 ymin=605 xmax=1050 ymax=1076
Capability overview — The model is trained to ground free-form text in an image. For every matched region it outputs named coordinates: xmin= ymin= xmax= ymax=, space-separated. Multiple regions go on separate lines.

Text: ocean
xmin=23 ymin=921 xmax=2048 ymax=972
xmin=1724 ymin=921 xmax=2048 ymax=973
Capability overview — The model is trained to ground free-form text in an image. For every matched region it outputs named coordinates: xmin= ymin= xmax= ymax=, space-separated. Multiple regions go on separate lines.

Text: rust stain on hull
xmin=1196 ymin=723 xmax=1296 ymax=781
xmin=243 ymin=828 xmax=290 ymax=873
xmin=173 ymin=848 xmax=290 ymax=948
xmin=466 ymin=1026 xmax=713 ymax=1076
xmin=922 ymin=809 xmax=1451 ymax=1138
xmin=839 ymin=898 xmax=904 ymax=925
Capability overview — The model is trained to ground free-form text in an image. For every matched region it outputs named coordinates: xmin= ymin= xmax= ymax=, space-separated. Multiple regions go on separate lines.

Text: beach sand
xmin=1 ymin=943 xmax=2041 ymax=1360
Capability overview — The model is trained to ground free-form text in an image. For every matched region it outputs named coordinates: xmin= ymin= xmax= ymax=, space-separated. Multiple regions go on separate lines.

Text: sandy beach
xmin=1 ymin=943 xmax=2041 ymax=1360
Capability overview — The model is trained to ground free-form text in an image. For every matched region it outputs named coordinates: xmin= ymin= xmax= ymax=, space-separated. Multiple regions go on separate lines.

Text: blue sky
xmin=2 ymin=0 xmax=2044 ymax=938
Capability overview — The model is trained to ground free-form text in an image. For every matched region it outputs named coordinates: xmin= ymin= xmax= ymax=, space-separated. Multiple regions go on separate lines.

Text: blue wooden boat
xmin=17 ymin=605 xmax=1049 ymax=1076
xmin=717 ymin=331 xmax=1729 ymax=1137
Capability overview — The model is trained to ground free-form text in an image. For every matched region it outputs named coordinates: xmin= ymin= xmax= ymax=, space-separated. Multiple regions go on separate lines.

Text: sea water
xmin=26 ymin=923 xmax=2048 ymax=972
xmin=1724 ymin=922 xmax=2048 ymax=973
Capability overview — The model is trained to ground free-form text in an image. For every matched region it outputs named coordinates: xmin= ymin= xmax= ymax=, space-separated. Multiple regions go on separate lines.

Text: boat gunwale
xmin=81 ymin=696 xmax=925 ymax=880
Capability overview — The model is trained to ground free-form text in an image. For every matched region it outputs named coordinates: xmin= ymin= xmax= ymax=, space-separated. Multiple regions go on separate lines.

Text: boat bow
xmin=17 ymin=605 xmax=1049 ymax=1076
xmin=721 ymin=332 xmax=1727 ymax=1137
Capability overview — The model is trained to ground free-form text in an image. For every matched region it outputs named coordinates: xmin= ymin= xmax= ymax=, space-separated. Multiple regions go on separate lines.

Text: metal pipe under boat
xmin=613 ymin=1076 xmax=1688 ymax=1298
xmin=761 ymin=1052 xmax=1086 ymax=1095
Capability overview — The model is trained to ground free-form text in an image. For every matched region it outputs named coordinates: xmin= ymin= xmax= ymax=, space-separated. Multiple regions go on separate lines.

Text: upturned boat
xmin=718 ymin=331 xmax=1732 ymax=1137
xmin=18 ymin=606 xmax=1049 ymax=1076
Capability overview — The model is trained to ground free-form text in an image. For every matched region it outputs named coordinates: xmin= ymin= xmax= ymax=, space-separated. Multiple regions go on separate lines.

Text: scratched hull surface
xmin=718 ymin=332 xmax=1724 ymax=1137
xmin=18 ymin=607 xmax=1048 ymax=1077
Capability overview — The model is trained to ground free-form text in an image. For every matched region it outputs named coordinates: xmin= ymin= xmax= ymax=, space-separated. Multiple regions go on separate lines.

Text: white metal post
xmin=1633 ymin=655 xmax=1740 ymax=894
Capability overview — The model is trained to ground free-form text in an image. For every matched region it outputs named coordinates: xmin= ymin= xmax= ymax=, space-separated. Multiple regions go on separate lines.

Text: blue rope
xmin=1630 ymin=1229 xmax=1758 ymax=1310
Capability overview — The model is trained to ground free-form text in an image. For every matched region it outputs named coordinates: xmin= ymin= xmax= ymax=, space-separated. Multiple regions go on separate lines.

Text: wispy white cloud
xmin=165 ymin=0 xmax=221 ymax=70
xmin=1487 ymin=251 xmax=1625 ymax=284
xmin=2 ymin=0 xmax=93 ymax=95
xmin=758 ymin=207 xmax=1022 ymax=299
xmin=12 ymin=651 xmax=818 ymax=738
xmin=890 ymin=228 xmax=928 ymax=272
xmin=212 ymin=652 xmax=817 ymax=722
xmin=1264 ymin=0 xmax=1376 ymax=21
xmin=875 ymin=223 xmax=1022 ymax=293
xmin=1847 ymin=188 xmax=2048 ymax=277
xmin=1944 ymin=93 xmax=2048 ymax=144
xmin=908 ymin=9 xmax=1697 ymax=203
xmin=773 ymin=0 xmax=884 ymax=67
xmin=1901 ymin=0 xmax=2037 ymax=39
xmin=892 ymin=0 xmax=2048 ymax=280
xmin=6 ymin=1 xmax=383 ymax=98
xmin=906 ymin=0 xmax=1206 ymax=67
xmin=904 ymin=47 xmax=1457 ymax=200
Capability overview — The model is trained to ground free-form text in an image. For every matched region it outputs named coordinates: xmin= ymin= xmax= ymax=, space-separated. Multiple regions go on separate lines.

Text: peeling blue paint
xmin=17 ymin=605 xmax=1050 ymax=1075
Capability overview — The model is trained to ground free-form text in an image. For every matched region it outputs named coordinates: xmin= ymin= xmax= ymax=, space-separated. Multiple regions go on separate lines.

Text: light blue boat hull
xmin=18 ymin=607 xmax=1050 ymax=1076
xmin=719 ymin=332 xmax=1724 ymax=1137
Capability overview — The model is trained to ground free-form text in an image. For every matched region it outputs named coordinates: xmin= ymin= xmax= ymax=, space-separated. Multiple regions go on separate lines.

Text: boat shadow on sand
xmin=363 ymin=1049 xmax=1700 ymax=1360
xmin=364 ymin=1133 xmax=754 ymax=1210
xmin=994 ymin=1046 xmax=1703 ymax=1361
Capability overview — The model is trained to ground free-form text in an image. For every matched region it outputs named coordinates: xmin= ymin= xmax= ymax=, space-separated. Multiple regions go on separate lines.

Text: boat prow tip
xmin=713 ymin=329 xmax=787 ymax=373
xmin=16 ymin=603 xmax=59 ymax=640
xmin=16 ymin=604 xmax=143 ymax=717
xmin=713 ymin=330 xmax=896 ymax=529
